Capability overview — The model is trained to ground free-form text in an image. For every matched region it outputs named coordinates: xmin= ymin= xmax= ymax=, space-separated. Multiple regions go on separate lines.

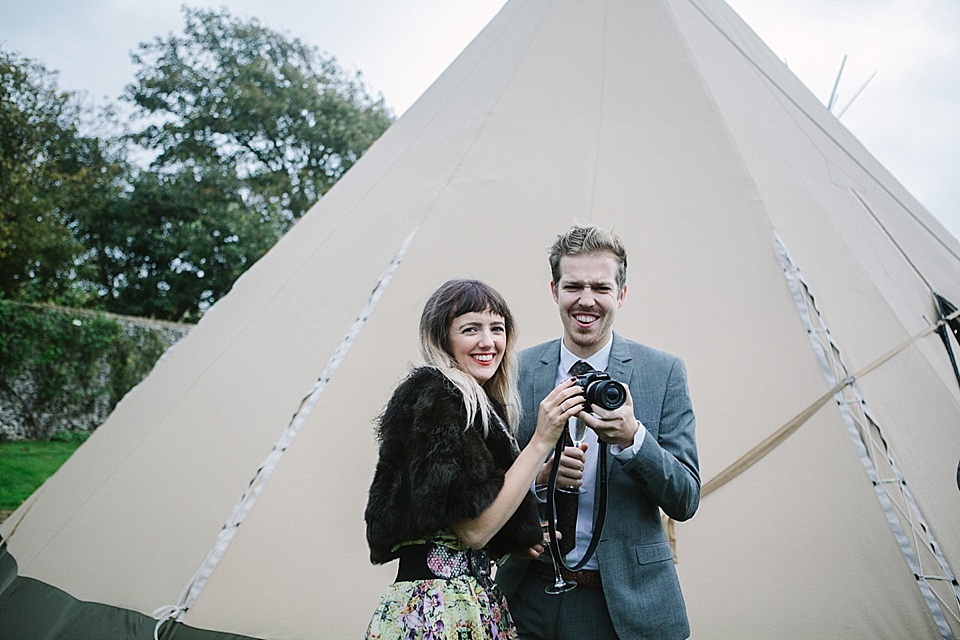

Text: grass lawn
xmin=0 ymin=439 xmax=84 ymax=519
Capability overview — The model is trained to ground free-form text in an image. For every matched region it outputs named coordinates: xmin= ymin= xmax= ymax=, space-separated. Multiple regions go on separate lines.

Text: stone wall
xmin=0 ymin=303 xmax=192 ymax=441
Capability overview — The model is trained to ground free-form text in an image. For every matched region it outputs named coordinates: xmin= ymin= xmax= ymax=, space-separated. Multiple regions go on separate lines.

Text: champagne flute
xmin=557 ymin=417 xmax=586 ymax=494
xmin=569 ymin=416 xmax=587 ymax=447
xmin=535 ymin=484 xmax=577 ymax=594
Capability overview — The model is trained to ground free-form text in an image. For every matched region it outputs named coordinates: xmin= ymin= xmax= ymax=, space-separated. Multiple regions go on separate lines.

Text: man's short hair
xmin=548 ymin=225 xmax=628 ymax=289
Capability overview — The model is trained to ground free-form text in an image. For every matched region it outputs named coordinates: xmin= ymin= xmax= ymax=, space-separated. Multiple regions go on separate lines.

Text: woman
xmin=365 ymin=279 xmax=585 ymax=639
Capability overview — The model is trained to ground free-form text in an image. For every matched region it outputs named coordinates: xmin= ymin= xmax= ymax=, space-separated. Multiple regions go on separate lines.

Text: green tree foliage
xmin=75 ymin=6 xmax=394 ymax=320
xmin=86 ymin=167 xmax=278 ymax=319
xmin=2 ymin=8 xmax=393 ymax=322
xmin=0 ymin=49 xmax=124 ymax=304
xmin=126 ymin=6 xmax=393 ymax=229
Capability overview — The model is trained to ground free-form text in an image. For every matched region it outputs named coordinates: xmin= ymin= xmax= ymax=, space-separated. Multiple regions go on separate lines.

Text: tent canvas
xmin=3 ymin=0 xmax=959 ymax=637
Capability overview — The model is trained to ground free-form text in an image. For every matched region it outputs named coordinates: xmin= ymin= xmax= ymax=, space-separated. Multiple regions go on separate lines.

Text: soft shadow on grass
xmin=0 ymin=437 xmax=86 ymax=517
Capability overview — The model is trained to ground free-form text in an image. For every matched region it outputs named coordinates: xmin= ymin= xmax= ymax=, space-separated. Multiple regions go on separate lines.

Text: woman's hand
xmin=532 ymin=377 xmax=585 ymax=449
xmin=454 ymin=381 xmax=583 ymax=550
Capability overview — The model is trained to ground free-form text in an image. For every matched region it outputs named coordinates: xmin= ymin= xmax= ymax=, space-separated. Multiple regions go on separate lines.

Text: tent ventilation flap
xmin=935 ymin=294 xmax=960 ymax=391
xmin=776 ymin=233 xmax=960 ymax=638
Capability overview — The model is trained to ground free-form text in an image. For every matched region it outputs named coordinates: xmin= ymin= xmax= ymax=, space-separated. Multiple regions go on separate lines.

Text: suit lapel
xmin=534 ymin=340 xmax=560 ymax=413
xmin=606 ymin=332 xmax=635 ymax=383
xmin=521 ymin=340 xmax=561 ymax=440
xmin=600 ymin=333 xmax=635 ymax=479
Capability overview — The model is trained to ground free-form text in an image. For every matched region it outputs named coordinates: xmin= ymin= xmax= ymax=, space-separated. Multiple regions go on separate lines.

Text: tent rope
xmin=774 ymin=233 xmax=958 ymax=637
xmin=700 ymin=305 xmax=959 ymax=499
xmin=152 ymin=605 xmax=187 ymax=640
xmin=150 ymin=228 xmax=419 ymax=637
xmin=677 ymin=233 xmax=960 ymax=636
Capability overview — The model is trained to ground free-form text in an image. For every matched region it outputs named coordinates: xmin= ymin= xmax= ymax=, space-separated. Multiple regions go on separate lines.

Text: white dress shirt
xmin=554 ymin=338 xmax=646 ymax=567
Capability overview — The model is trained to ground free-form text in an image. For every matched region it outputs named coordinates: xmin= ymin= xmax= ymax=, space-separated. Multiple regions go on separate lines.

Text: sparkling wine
xmin=568 ymin=417 xmax=586 ymax=446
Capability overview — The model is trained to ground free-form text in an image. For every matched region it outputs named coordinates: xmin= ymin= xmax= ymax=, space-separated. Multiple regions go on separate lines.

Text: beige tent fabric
xmin=4 ymin=0 xmax=960 ymax=638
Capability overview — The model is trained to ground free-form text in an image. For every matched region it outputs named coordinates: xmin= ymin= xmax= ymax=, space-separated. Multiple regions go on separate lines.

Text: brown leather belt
xmin=528 ymin=559 xmax=602 ymax=588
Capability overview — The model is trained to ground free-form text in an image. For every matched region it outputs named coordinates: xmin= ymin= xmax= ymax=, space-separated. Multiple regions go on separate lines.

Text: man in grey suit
xmin=496 ymin=225 xmax=700 ymax=639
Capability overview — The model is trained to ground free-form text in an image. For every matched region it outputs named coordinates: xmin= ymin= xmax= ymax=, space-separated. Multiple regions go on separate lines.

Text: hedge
xmin=0 ymin=301 xmax=191 ymax=440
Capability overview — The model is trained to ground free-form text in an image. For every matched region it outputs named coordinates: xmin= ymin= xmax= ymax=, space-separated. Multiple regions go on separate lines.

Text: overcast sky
xmin=3 ymin=0 xmax=958 ymax=239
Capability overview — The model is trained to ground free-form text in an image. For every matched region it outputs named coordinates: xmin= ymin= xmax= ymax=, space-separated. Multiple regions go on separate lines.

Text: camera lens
xmin=586 ymin=379 xmax=626 ymax=410
xmin=596 ymin=380 xmax=626 ymax=410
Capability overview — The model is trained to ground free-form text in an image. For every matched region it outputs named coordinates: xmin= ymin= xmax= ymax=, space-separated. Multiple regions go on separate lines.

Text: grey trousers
xmin=507 ymin=567 xmax=619 ymax=640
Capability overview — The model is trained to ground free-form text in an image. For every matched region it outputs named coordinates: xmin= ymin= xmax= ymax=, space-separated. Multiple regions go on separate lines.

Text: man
xmin=496 ymin=225 xmax=700 ymax=639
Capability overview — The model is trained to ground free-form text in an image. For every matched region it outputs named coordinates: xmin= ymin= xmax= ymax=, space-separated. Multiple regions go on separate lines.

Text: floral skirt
xmin=365 ymin=575 xmax=516 ymax=640
xmin=365 ymin=533 xmax=517 ymax=640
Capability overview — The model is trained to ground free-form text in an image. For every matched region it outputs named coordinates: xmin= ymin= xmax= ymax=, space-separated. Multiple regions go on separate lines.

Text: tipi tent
xmin=3 ymin=0 xmax=960 ymax=637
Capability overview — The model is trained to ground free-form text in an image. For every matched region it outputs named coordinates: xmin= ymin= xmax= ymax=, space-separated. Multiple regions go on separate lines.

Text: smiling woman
xmin=362 ymin=279 xmax=582 ymax=639
xmin=448 ymin=311 xmax=507 ymax=385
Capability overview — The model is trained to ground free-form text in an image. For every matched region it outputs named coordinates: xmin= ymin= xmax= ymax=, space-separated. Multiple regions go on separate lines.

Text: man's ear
xmin=618 ymin=284 xmax=627 ymax=307
xmin=551 ymin=281 xmax=558 ymax=302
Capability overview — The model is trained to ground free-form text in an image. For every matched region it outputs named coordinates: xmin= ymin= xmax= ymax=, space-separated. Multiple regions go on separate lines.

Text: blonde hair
xmin=548 ymin=224 xmax=628 ymax=289
xmin=419 ymin=279 xmax=520 ymax=435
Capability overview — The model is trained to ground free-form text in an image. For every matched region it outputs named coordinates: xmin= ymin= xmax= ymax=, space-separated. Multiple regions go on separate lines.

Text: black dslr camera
xmin=575 ymin=370 xmax=626 ymax=412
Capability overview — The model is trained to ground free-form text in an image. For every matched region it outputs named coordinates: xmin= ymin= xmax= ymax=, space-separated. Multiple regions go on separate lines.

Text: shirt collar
xmin=559 ymin=336 xmax=613 ymax=375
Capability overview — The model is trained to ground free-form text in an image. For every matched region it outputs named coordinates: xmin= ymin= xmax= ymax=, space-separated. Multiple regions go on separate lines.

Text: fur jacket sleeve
xmin=365 ymin=367 xmax=543 ymax=564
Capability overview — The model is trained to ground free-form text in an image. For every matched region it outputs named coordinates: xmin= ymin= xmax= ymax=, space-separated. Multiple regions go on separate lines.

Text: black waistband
xmin=395 ymin=544 xmax=437 ymax=582
xmin=394 ymin=543 xmax=494 ymax=584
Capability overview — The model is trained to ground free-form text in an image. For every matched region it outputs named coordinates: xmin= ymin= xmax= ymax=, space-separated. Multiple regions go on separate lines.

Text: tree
xmin=1 ymin=9 xmax=393 ymax=321
xmin=78 ymin=6 xmax=394 ymax=320
xmin=86 ymin=166 xmax=278 ymax=320
xmin=0 ymin=48 xmax=123 ymax=304
xmin=125 ymin=6 xmax=393 ymax=230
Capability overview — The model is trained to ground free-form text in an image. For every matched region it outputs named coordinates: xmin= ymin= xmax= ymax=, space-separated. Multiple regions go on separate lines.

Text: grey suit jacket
xmin=496 ymin=333 xmax=700 ymax=640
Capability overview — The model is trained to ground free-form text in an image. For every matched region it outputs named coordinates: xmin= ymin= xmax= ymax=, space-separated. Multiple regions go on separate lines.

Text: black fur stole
xmin=365 ymin=367 xmax=542 ymax=564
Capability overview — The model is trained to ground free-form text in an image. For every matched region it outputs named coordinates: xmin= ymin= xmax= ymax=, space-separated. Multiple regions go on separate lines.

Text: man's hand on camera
xmin=580 ymin=386 xmax=639 ymax=448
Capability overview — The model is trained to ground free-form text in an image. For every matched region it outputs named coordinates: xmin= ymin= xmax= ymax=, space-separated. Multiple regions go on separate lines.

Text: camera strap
xmin=545 ymin=435 xmax=608 ymax=572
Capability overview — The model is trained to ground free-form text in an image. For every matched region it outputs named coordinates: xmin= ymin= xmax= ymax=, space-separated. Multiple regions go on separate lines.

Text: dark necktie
xmin=555 ymin=360 xmax=592 ymax=556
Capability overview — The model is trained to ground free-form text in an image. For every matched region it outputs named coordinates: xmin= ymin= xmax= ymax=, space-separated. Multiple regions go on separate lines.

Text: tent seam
xmin=586 ymin=0 xmax=610 ymax=219
xmin=683 ymin=0 xmax=960 ymax=265
xmin=150 ymin=228 xmax=419 ymax=637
